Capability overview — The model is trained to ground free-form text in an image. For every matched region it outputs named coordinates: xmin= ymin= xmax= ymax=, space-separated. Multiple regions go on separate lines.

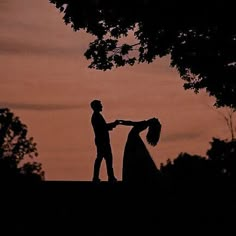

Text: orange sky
xmin=0 ymin=0 xmax=230 ymax=180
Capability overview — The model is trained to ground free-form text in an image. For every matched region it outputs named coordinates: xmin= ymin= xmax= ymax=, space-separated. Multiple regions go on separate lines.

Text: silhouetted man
xmin=90 ymin=100 xmax=118 ymax=183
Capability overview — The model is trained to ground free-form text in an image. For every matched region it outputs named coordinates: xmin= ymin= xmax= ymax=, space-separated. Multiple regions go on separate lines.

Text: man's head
xmin=90 ymin=100 xmax=103 ymax=112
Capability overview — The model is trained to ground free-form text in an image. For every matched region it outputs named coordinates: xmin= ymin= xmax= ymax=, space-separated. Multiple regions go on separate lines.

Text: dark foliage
xmin=160 ymin=137 xmax=236 ymax=182
xmin=160 ymin=153 xmax=209 ymax=182
xmin=0 ymin=108 xmax=44 ymax=181
xmin=207 ymin=138 xmax=236 ymax=178
xmin=50 ymin=1 xmax=236 ymax=108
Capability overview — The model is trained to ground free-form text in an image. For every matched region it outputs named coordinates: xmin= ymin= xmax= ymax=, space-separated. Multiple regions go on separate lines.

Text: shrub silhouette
xmin=207 ymin=138 xmax=236 ymax=179
xmin=160 ymin=138 xmax=236 ymax=184
xmin=0 ymin=108 xmax=44 ymax=181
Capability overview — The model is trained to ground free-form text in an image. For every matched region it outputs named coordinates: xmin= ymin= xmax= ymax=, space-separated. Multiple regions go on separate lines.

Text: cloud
xmin=0 ymin=0 xmax=9 ymax=8
xmin=0 ymin=0 xmax=89 ymax=57
xmin=0 ymin=38 xmax=83 ymax=57
xmin=162 ymin=131 xmax=202 ymax=143
xmin=0 ymin=102 xmax=81 ymax=111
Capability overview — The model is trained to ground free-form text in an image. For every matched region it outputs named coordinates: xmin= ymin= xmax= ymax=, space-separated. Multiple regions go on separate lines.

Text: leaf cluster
xmin=50 ymin=1 xmax=236 ymax=108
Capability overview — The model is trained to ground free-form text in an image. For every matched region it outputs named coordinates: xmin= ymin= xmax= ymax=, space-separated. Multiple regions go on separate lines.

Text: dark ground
xmin=1 ymin=180 xmax=236 ymax=235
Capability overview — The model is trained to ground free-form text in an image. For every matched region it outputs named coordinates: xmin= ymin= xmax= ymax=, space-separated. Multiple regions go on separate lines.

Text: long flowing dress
xmin=122 ymin=121 xmax=160 ymax=184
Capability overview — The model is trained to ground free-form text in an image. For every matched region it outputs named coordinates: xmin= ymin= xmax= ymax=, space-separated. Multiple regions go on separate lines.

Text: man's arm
xmin=107 ymin=120 xmax=119 ymax=130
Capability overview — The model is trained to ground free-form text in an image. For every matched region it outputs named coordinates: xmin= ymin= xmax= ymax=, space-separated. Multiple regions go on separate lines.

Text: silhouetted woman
xmin=118 ymin=118 xmax=162 ymax=184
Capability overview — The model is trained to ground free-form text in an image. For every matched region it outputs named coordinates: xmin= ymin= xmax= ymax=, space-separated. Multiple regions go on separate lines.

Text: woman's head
xmin=146 ymin=118 xmax=161 ymax=146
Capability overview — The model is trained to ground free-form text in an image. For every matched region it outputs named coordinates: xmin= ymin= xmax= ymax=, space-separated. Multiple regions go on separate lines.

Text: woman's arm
xmin=118 ymin=120 xmax=144 ymax=126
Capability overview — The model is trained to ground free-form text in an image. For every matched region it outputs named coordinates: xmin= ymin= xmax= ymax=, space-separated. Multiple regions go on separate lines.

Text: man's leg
xmin=104 ymin=145 xmax=117 ymax=182
xmin=92 ymin=146 xmax=103 ymax=182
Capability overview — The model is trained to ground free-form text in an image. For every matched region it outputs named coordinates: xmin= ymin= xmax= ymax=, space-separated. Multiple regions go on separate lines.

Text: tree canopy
xmin=50 ymin=1 xmax=236 ymax=108
xmin=160 ymin=137 xmax=236 ymax=183
xmin=0 ymin=108 xmax=44 ymax=181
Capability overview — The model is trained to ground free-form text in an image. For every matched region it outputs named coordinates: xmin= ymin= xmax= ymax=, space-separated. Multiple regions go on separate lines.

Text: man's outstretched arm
xmin=107 ymin=120 xmax=119 ymax=130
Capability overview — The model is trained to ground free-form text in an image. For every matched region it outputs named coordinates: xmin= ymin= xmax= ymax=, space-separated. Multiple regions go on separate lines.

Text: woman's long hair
xmin=146 ymin=118 xmax=162 ymax=146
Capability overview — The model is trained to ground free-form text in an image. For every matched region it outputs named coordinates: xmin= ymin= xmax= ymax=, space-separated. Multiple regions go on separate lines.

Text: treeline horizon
xmin=0 ymin=106 xmax=235 ymax=184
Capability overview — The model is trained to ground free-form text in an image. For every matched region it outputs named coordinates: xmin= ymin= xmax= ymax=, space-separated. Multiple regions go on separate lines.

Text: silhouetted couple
xmin=90 ymin=100 xmax=161 ymax=183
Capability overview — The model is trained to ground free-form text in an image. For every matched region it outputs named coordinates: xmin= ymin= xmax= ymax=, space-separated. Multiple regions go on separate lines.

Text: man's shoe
xmin=108 ymin=177 xmax=118 ymax=183
xmin=92 ymin=178 xmax=101 ymax=183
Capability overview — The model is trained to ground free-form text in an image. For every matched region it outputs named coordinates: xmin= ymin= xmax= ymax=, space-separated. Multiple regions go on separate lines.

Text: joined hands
xmin=112 ymin=120 xmax=124 ymax=128
xmin=115 ymin=120 xmax=124 ymax=125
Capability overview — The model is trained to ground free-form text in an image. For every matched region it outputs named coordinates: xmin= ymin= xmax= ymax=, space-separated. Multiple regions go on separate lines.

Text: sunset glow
xmin=0 ymin=0 xmax=230 ymax=180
